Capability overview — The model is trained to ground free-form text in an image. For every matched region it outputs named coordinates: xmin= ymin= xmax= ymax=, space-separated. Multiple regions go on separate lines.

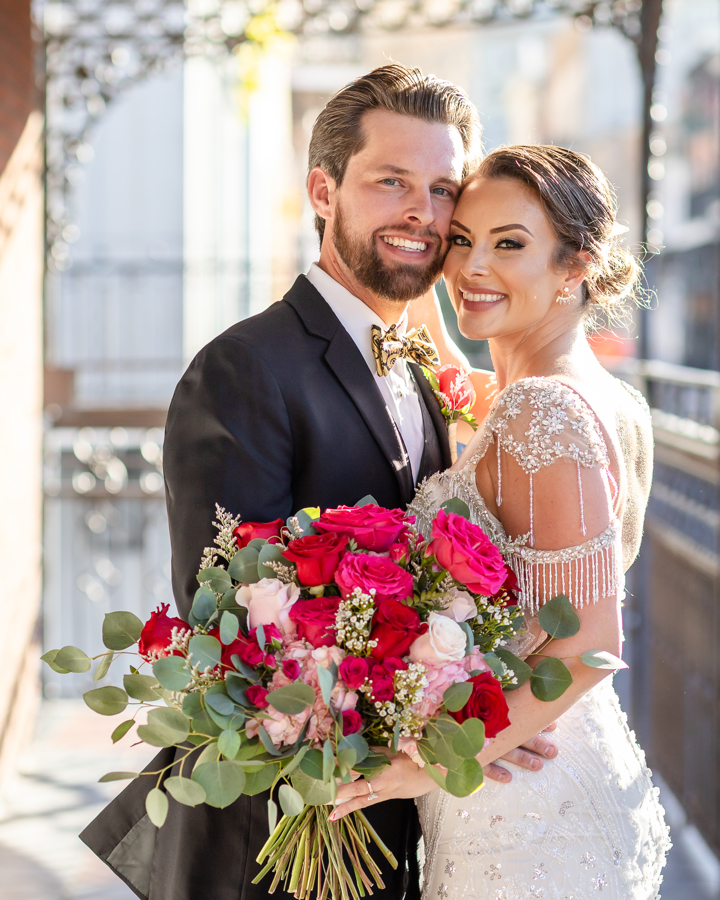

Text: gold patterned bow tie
xmin=370 ymin=323 xmax=440 ymax=377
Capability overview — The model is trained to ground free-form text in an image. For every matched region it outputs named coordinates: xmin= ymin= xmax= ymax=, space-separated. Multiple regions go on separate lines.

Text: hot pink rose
xmin=282 ymin=659 xmax=301 ymax=680
xmin=314 ymin=505 xmax=413 ymax=552
xmin=289 ymin=596 xmax=341 ymax=647
xmin=427 ymin=509 xmax=508 ymax=595
xmin=138 ymin=604 xmax=190 ymax=660
xmin=246 ymin=684 xmax=269 ymax=708
xmin=237 ymin=578 xmax=300 ymax=636
xmin=282 ymin=532 xmax=348 ymax=586
xmin=339 ymin=656 xmax=369 ymax=691
xmin=335 ymin=553 xmax=414 ymax=605
xmin=436 ymin=364 xmax=475 ymax=412
xmin=341 ymin=710 xmax=363 ymax=735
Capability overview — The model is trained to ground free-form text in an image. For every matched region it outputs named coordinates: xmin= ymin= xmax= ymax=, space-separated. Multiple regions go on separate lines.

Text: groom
xmin=81 ymin=63 xmax=556 ymax=900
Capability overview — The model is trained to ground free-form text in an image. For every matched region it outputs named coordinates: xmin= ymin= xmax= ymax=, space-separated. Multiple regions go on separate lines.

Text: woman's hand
xmin=329 ymin=750 xmax=438 ymax=821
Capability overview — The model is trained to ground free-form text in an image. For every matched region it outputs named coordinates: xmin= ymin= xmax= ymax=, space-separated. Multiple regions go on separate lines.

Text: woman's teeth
xmin=461 ymin=290 xmax=505 ymax=303
xmin=381 ymin=236 xmax=428 ymax=252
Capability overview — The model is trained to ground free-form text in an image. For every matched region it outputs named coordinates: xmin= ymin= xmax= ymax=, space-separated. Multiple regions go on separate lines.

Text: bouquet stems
xmin=254 ymin=806 xmax=398 ymax=898
xmin=448 ymin=421 xmax=458 ymax=463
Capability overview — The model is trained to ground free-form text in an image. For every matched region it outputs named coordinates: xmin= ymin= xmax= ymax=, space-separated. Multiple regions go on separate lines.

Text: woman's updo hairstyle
xmin=475 ymin=145 xmax=642 ymax=327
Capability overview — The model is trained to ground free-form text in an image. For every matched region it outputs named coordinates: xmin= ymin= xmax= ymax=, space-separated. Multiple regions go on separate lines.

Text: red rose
xmin=341 ymin=710 xmax=363 ymax=735
xmin=220 ymin=624 xmax=278 ymax=671
xmin=138 ymin=603 xmax=190 ymax=660
xmin=368 ymin=599 xmax=427 ymax=660
xmin=427 ymin=509 xmax=508 ymax=595
xmin=314 ymin=505 xmax=413 ymax=552
xmin=381 ymin=657 xmax=408 ymax=675
xmin=436 ymin=364 xmax=475 ymax=412
xmin=246 ymin=684 xmax=269 ymax=708
xmin=335 ymin=553 xmax=413 ymax=605
xmin=233 ymin=518 xmax=284 ymax=549
xmin=282 ymin=659 xmax=301 ymax=680
xmin=388 ymin=537 xmax=410 ymax=564
xmin=368 ymin=672 xmax=395 ymax=702
xmin=282 ymin=532 xmax=348 ymax=586
xmin=450 ymin=672 xmax=511 ymax=738
xmin=339 ymin=656 xmax=369 ymax=690
xmin=289 ymin=596 xmax=341 ymax=647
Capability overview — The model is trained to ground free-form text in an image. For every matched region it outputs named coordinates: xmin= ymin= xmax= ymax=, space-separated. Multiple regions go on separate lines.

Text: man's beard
xmin=332 ymin=205 xmax=445 ymax=303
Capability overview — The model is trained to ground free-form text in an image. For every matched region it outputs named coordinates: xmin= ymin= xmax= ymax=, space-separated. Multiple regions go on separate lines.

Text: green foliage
xmin=316 ymin=664 xmax=336 ymax=706
xmin=354 ymin=495 xmax=379 ymax=507
xmin=111 ymin=720 xmax=135 ymax=743
xmin=40 ymin=649 xmax=70 ymax=674
xmin=266 ymin=683 xmax=315 ymax=716
xmin=581 ymin=650 xmax=628 ymax=670
xmin=188 ymin=634 xmax=222 ymax=670
xmin=218 ymin=729 xmax=241 ymax=759
xmin=322 ymin=740 xmax=334 ymax=783
xmin=54 ymin=646 xmax=91 ymax=673
xmin=440 ymin=498 xmax=472 ymax=520
xmin=165 ymin=775 xmax=206 ymax=807
xmin=442 ymin=681 xmax=473 ymax=712
xmin=93 ymin=651 xmax=114 ymax=682
xmin=452 ymin=719 xmax=486 ymax=759
xmin=153 ymin=656 xmax=191 ymax=691
xmin=257 ymin=543 xmax=287 ymax=579
xmin=244 ymin=763 xmax=280 ymax=796
xmin=531 ymin=657 xmax=573 ymax=701
xmin=278 ymin=784 xmax=305 ymax=817
xmin=191 ymin=760 xmax=246 ymax=808
xmin=291 ymin=769 xmax=336 ymax=806
xmin=228 ymin=547 xmax=261 ymax=584
xmin=197 ymin=566 xmax=233 ymax=594
xmin=98 ymin=771 xmax=138 ymax=782
xmin=493 ymin=646 xmax=532 ymax=690
xmin=84 ymin=686 xmax=128 ymax=716
xmin=123 ymin=673 xmax=163 ymax=702
xmin=192 ymin=743 xmax=220 ymax=770
xmin=482 ymin=652 xmax=505 ymax=678
xmin=192 ymin=710 xmax=223 ymax=738
xmin=102 ymin=611 xmax=143 ymax=650
xmin=537 ymin=595 xmax=581 ymax=640
xmin=445 ymin=758 xmax=484 ymax=797
xmin=219 ymin=589 xmax=241 ymax=610
xmin=137 ymin=707 xmax=190 ymax=747
xmin=145 ymin=787 xmax=168 ymax=827
xmin=182 ymin=692 xmax=203 ymax=717
xmin=337 ymin=733 xmax=369 ymax=769
xmin=204 ymin=686 xmax=235 ymax=717
xmin=191 ymin=586 xmax=217 ymax=626
xmin=267 ymin=798 xmax=278 ymax=835
xmin=220 ymin=611 xmax=240 ymax=645
xmin=299 ymin=749 xmax=324 ymax=780
xmin=353 ymin=752 xmax=391 ymax=778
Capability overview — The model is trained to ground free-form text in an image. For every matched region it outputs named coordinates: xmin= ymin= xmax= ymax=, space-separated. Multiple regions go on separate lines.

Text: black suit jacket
xmin=80 ymin=276 xmax=451 ymax=900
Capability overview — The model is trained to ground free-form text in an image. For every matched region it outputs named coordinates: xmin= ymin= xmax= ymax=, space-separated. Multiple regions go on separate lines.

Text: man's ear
xmin=308 ymin=167 xmax=336 ymax=224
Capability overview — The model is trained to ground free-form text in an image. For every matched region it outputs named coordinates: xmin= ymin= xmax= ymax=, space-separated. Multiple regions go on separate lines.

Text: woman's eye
xmin=496 ymin=238 xmax=524 ymax=249
xmin=450 ymin=234 xmax=471 ymax=247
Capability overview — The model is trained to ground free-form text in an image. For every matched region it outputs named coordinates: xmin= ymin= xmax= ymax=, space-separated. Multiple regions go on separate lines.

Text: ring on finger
xmin=365 ymin=780 xmax=379 ymax=801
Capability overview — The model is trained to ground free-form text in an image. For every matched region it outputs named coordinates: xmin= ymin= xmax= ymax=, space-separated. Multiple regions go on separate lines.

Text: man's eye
xmin=450 ymin=234 xmax=471 ymax=247
xmin=496 ymin=238 xmax=524 ymax=249
xmin=431 ymin=187 xmax=453 ymax=197
xmin=381 ymin=178 xmax=399 ymax=186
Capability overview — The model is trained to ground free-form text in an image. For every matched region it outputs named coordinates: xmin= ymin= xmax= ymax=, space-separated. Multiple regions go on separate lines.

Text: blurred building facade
xmin=0 ymin=0 xmax=44 ymax=781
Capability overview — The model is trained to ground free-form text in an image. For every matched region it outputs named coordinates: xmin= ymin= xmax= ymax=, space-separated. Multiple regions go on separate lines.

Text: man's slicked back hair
xmin=308 ymin=62 xmax=483 ymax=242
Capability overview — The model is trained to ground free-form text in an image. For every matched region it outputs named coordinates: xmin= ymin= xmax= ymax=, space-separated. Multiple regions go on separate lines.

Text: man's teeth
xmin=381 ymin=236 xmax=428 ymax=252
xmin=461 ymin=290 xmax=505 ymax=303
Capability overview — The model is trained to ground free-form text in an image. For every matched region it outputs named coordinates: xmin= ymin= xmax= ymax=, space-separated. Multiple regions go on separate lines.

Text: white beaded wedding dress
xmin=409 ymin=376 xmax=670 ymax=900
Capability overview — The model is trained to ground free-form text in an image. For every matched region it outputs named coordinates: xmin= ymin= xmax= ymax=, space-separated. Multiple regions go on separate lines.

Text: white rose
xmin=409 ymin=612 xmax=467 ymax=665
xmin=438 ymin=589 xmax=478 ymax=623
xmin=237 ymin=578 xmax=300 ymax=636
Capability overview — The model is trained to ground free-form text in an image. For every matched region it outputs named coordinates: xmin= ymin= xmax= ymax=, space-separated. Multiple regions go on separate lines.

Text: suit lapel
xmin=409 ymin=362 xmax=453 ymax=470
xmin=284 ymin=277 xmax=416 ymax=505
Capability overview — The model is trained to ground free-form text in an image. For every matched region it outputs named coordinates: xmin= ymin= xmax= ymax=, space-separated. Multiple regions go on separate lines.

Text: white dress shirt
xmin=306 ymin=263 xmax=425 ymax=482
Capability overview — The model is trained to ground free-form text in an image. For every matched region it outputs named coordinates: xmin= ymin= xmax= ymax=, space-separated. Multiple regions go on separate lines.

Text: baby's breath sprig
xmin=335 ymin=588 xmax=378 ymax=656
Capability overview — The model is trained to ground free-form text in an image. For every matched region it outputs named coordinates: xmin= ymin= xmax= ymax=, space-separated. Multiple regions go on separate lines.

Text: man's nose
xmin=403 ymin=188 xmax=435 ymax=228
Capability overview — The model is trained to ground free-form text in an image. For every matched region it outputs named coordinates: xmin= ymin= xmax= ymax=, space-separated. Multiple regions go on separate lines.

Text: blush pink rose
xmin=335 ymin=553 xmax=413 ymax=605
xmin=409 ymin=612 xmax=467 ymax=665
xmin=313 ymin=504 xmax=413 ymax=552
xmin=427 ymin=509 xmax=508 ymax=595
xmin=237 ymin=578 xmax=300 ymax=636
xmin=438 ymin=589 xmax=478 ymax=623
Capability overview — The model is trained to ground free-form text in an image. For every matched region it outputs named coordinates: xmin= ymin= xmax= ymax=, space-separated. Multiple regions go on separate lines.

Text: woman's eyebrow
xmin=450 ymin=219 xmax=470 ymax=233
xmin=489 ymin=223 xmax=533 ymax=236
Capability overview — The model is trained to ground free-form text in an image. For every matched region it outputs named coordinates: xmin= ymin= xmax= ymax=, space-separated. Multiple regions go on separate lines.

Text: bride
xmin=333 ymin=144 xmax=670 ymax=899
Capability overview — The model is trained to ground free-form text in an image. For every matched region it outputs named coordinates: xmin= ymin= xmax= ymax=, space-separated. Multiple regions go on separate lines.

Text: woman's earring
xmin=556 ymin=287 xmax=574 ymax=305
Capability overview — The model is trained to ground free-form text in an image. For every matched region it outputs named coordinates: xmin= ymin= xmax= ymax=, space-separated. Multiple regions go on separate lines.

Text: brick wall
xmin=0 ymin=0 xmax=36 ymax=176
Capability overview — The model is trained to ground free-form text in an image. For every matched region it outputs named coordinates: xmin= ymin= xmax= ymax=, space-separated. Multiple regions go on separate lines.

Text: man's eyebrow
xmin=450 ymin=219 xmax=470 ymax=233
xmin=489 ymin=223 xmax=533 ymax=236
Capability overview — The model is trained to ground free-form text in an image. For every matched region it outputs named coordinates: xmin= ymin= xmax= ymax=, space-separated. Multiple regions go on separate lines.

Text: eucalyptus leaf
xmin=316 ymin=664 xmax=336 ymax=706
xmin=191 ymin=711 xmax=223 ymax=738
xmin=229 ymin=655 xmax=261 ymax=683
xmin=353 ymin=495 xmax=378 ymax=507
xmin=256 ymin=623 xmax=266 ymax=653
xmin=137 ymin=707 xmax=190 ymax=747
xmin=459 ymin=621 xmax=474 ymax=656
xmin=102 ymin=611 xmax=143 ymax=650
xmin=299 ymin=748 xmax=325 ymax=780
xmin=494 ymin=646 xmax=533 ymax=690
xmin=429 ymin=731 xmax=463 ymax=770
xmin=111 ymin=720 xmax=134 ymax=743
xmin=322 ymin=740 xmax=334 ymax=784
xmin=153 ymin=656 xmax=191 ymax=691
xmin=266 ymin=683 xmax=315 ymax=716
xmin=191 ymin=586 xmax=217 ymax=625
xmin=145 ymin=787 xmax=168 ymax=827
xmin=445 ymin=757 xmax=484 ymax=797
xmin=123 ymin=673 xmax=163 ymax=702
xmin=197 ymin=566 xmax=232 ymax=594
xmin=225 ymin=673 xmax=250 ymax=706
xmin=268 ymin=797 xmax=278 ymax=834
xmin=191 ymin=760 xmax=246 ymax=808
xmin=220 ymin=611 xmax=240 ymax=645
xmin=204 ymin=688 xmax=235 ymax=716
xmin=188 ymin=634 xmax=222 ymax=670
xmin=228 ymin=547 xmax=260 ymax=584
xmin=257 ymin=725 xmax=283 ymax=757
xmin=98 ymin=771 xmax=138 ymax=782
xmin=353 ymin=753 xmax=392 ymax=777
xmin=440 ymin=498 xmax=472 ymax=520
xmin=192 ymin=742 xmax=220 ymax=770
xmin=244 ymin=764 xmax=280 ymax=796
xmin=482 ymin=652 xmax=505 ymax=678
xmin=452 ymin=718 xmax=486 ymax=759
xmin=165 ymin=775 xmax=206 ymax=807
xmin=93 ymin=651 xmax=114 ymax=682
xmin=531 ymin=656 xmax=573 ymax=702
xmin=278 ymin=784 xmax=305 ymax=817
xmin=338 ymin=732 xmax=368 ymax=766
xmin=291 ymin=769 xmax=336 ymax=806
xmin=84 ymin=686 xmax=128 ymax=716
xmin=281 ymin=744 xmax=309 ymax=779
xmin=40 ymin=649 xmax=70 ymax=674
xmin=218 ymin=729 xmax=241 ymax=759
xmin=182 ymin=692 xmax=203 ymax=717
xmin=537 ymin=595 xmax=581 ymax=640
xmin=55 ymin=645 xmax=92 ymax=674
xmin=219 ymin=589 xmax=241 ymax=611
xmin=581 ymin=650 xmax=628 ymax=670
xmin=442 ymin=681 xmax=473 ymax=713
xmin=257 ymin=543 xmax=287 ymax=579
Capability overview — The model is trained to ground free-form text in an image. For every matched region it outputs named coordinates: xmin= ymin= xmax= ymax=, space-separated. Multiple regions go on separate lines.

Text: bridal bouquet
xmin=43 ymin=498 xmax=611 ymax=899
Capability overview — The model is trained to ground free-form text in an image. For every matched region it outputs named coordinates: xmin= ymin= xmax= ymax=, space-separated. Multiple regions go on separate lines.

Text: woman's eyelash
xmin=450 ymin=234 xmax=471 ymax=246
xmin=496 ymin=238 xmax=524 ymax=249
